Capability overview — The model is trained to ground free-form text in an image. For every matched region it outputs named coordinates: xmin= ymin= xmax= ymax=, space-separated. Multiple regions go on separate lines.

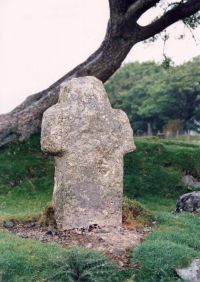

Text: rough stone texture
xmin=41 ymin=76 xmax=135 ymax=230
xmin=176 ymin=259 xmax=200 ymax=282
xmin=3 ymin=220 xmax=15 ymax=229
xmin=182 ymin=175 xmax=200 ymax=190
xmin=176 ymin=191 xmax=200 ymax=213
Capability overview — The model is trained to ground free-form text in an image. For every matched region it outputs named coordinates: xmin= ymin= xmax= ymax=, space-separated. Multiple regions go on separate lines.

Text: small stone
xmin=86 ymin=243 xmax=93 ymax=248
xmin=98 ymin=228 xmax=110 ymax=234
xmin=71 ymin=240 xmax=78 ymax=246
xmin=176 ymin=259 xmax=200 ymax=282
xmin=46 ymin=225 xmax=58 ymax=236
xmin=98 ymin=237 xmax=105 ymax=242
xmin=94 ymin=229 xmax=103 ymax=233
xmin=88 ymin=224 xmax=100 ymax=232
xmin=35 ymin=223 xmax=42 ymax=228
xmin=182 ymin=175 xmax=200 ymax=189
xmin=176 ymin=192 xmax=200 ymax=212
xmin=116 ymin=226 xmax=124 ymax=232
xmin=136 ymin=227 xmax=145 ymax=233
xmin=3 ymin=220 xmax=15 ymax=228
xmin=117 ymin=261 xmax=124 ymax=267
xmin=26 ymin=222 xmax=35 ymax=228
xmin=114 ymin=248 xmax=126 ymax=256
xmin=73 ymin=229 xmax=83 ymax=235
xmin=143 ymin=227 xmax=151 ymax=232
xmin=21 ymin=234 xmax=28 ymax=238
xmin=46 ymin=230 xmax=53 ymax=236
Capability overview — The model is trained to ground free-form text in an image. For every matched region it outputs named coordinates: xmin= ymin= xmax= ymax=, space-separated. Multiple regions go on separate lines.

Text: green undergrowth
xmin=132 ymin=211 xmax=200 ymax=281
xmin=126 ymin=138 xmax=200 ymax=281
xmin=0 ymin=135 xmax=54 ymax=223
xmin=1 ymin=135 xmax=200 ymax=281
xmin=122 ymin=197 xmax=155 ymax=226
xmin=1 ymin=135 xmax=200 ymax=222
xmin=0 ymin=231 xmax=120 ymax=282
xmin=124 ymin=137 xmax=200 ymax=198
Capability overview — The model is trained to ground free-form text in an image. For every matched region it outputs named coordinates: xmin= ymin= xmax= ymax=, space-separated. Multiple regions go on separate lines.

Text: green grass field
xmin=1 ymin=135 xmax=200 ymax=281
xmin=0 ymin=136 xmax=54 ymax=222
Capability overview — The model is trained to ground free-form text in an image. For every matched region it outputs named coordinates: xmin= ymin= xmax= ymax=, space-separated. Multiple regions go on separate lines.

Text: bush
xmin=39 ymin=203 xmax=57 ymax=226
xmin=132 ymin=240 xmax=198 ymax=282
xmin=0 ymin=231 xmax=119 ymax=282
xmin=124 ymin=139 xmax=200 ymax=198
xmin=122 ymin=197 xmax=154 ymax=226
xmin=48 ymin=248 xmax=117 ymax=282
xmin=131 ymin=212 xmax=200 ymax=281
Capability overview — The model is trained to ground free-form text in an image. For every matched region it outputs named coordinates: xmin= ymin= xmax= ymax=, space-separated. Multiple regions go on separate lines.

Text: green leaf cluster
xmin=106 ymin=56 xmax=200 ymax=133
xmin=48 ymin=248 xmax=117 ymax=282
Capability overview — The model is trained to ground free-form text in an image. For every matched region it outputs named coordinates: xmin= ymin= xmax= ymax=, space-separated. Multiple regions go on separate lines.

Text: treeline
xmin=106 ymin=56 xmax=200 ymax=135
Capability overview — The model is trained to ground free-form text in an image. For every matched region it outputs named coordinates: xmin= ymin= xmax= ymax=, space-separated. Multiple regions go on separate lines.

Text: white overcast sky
xmin=1 ymin=0 xmax=200 ymax=114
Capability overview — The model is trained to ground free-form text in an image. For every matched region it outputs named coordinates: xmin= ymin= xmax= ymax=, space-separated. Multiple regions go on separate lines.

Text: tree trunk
xmin=1 ymin=0 xmax=200 ymax=146
xmin=147 ymin=122 xmax=152 ymax=136
xmin=0 ymin=25 xmax=136 ymax=146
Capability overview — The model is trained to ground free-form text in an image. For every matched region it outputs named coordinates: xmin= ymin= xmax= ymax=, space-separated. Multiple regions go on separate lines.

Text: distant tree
xmin=106 ymin=57 xmax=200 ymax=133
xmin=0 ymin=0 xmax=200 ymax=146
xmin=106 ymin=61 xmax=164 ymax=132
xmin=138 ymin=57 xmax=200 ymax=131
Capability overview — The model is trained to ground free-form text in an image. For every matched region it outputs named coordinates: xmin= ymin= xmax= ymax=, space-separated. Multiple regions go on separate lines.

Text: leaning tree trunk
xmin=0 ymin=0 xmax=200 ymax=146
xmin=0 ymin=23 xmax=137 ymax=146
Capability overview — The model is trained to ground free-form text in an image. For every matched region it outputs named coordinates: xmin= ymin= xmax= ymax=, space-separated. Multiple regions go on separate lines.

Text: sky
xmin=1 ymin=0 xmax=200 ymax=114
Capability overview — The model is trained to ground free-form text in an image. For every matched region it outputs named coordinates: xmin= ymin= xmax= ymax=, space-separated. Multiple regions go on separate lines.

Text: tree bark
xmin=0 ymin=0 xmax=200 ymax=146
xmin=0 ymin=25 xmax=137 ymax=146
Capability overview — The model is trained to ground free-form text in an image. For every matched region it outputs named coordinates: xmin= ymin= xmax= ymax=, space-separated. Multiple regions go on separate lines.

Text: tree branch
xmin=125 ymin=0 xmax=159 ymax=21
xmin=108 ymin=0 xmax=160 ymax=37
xmin=1 ymin=0 xmax=200 ymax=146
xmin=138 ymin=0 xmax=200 ymax=41
xmin=108 ymin=0 xmax=136 ymax=16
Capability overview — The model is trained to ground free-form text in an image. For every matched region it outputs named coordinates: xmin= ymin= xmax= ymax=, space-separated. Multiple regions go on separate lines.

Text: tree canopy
xmin=0 ymin=0 xmax=200 ymax=146
xmin=106 ymin=56 xmax=200 ymax=134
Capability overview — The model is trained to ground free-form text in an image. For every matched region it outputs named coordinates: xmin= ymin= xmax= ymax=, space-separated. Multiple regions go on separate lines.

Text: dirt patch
xmin=6 ymin=223 xmax=152 ymax=268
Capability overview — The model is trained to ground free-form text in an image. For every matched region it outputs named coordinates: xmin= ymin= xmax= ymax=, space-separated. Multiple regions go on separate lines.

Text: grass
xmin=132 ymin=211 xmax=200 ymax=281
xmin=165 ymin=135 xmax=200 ymax=145
xmin=0 ymin=230 xmax=118 ymax=282
xmin=125 ymin=137 xmax=200 ymax=281
xmin=1 ymin=135 xmax=200 ymax=281
xmin=124 ymin=137 xmax=200 ymax=199
xmin=123 ymin=197 xmax=155 ymax=226
xmin=0 ymin=230 xmax=64 ymax=281
xmin=0 ymin=135 xmax=54 ymax=223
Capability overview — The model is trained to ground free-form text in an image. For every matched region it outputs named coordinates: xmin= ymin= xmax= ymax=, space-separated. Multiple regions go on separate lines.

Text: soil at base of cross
xmin=4 ymin=222 xmax=152 ymax=268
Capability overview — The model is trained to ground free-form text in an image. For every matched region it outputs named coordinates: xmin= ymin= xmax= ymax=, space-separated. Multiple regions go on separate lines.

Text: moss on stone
xmin=39 ymin=203 xmax=57 ymax=227
xmin=122 ymin=197 xmax=155 ymax=226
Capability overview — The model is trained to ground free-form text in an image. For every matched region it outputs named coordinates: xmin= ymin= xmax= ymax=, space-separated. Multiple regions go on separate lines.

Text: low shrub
xmin=122 ymin=197 xmax=155 ymax=226
xmin=48 ymin=248 xmax=117 ymax=282
xmin=131 ymin=211 xmax=200 ymax=281
xmin=124 ymin=139 xmax=200 ymax=198
xmin=0 ymin=231 xmax=119 ymax=282
xmin=39 ymin=203 xmax=57 ymax=227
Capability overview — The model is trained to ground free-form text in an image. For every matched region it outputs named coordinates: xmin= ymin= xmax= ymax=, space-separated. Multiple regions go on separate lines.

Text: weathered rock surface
xmin=41 ymin=76 xmax=135 ymax=230
xmin=3 ymin=220 xmax=15 ymax=228
xmin=176 ymin=191 xmax=200 ymax=212
xmin=182 ymin=175 xmax=200 ymax=190
xmin=176 ymin=259 xmax=200 ymax=282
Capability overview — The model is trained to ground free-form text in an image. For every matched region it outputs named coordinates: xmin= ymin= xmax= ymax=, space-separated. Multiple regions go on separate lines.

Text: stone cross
xmin=41 ymin=76 xmax=135 ymax=230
